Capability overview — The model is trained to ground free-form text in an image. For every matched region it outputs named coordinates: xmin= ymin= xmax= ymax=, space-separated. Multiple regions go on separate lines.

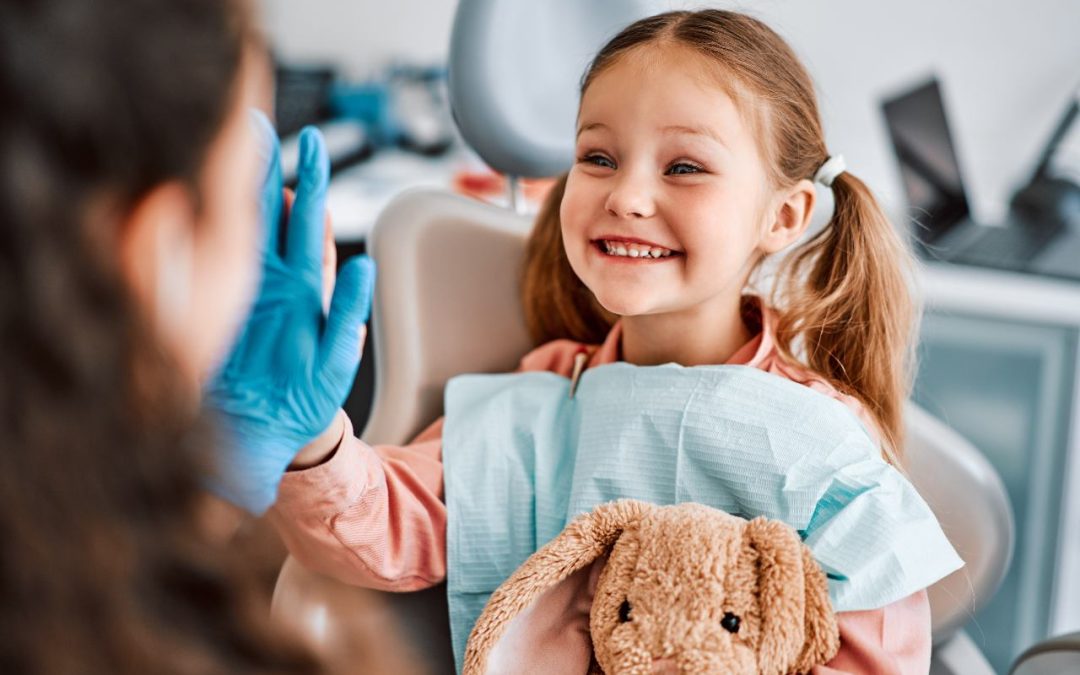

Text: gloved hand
xmin=205 ymin=112 xmax=376 ymax=515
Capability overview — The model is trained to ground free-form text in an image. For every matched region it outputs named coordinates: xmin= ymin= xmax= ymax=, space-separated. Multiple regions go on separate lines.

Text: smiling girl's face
xmin=561 ymin=43 xmax=787 ymax=324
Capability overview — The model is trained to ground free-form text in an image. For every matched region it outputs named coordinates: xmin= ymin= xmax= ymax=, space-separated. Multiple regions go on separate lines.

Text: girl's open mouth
xmin=591 ymin=239 xmax=683 ymax=262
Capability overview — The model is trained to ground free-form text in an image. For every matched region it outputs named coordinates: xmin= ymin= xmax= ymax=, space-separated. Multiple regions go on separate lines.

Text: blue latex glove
xmin=206 ymin=112 xmax=376 ymax=514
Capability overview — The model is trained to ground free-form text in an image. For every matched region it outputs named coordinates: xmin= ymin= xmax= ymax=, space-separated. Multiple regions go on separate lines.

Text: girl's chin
xmin=590 ymin=291 xmax=659 ymax=318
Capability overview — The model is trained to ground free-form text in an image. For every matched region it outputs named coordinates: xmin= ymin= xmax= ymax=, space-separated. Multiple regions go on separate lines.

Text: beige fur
xmin=464 ymin=500 xmax=839 ymax=674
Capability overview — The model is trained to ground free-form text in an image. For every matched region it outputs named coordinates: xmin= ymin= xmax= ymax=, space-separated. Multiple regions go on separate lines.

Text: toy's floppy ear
xmin=745 ymin=517 xmax=840 ymax=675
xmin=463 ymin=500 xmax=654 ymax=675
xmin=792 ymin=545 xmax=841 ymax=673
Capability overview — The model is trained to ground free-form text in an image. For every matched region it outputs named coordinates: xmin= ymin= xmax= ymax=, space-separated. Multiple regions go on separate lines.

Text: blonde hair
xmin=520 ymin=10 xmax=918 ymax=464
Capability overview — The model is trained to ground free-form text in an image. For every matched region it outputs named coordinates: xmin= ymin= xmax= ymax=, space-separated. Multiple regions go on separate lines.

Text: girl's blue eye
xmin=583 ymin=154 xmax=615 ymax=169
xmin=667 ymin=162 xmax=702 ymax=176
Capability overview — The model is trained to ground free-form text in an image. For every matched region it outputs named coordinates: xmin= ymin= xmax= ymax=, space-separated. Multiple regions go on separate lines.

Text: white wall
xmin=259 ymin=0 xmax=458 ymax=78
xmin=259 ymin=0 xmax=1080 ymax=220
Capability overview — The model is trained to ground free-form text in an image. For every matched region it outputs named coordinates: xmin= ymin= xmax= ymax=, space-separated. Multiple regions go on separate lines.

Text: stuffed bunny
xmin=463 ymin=500 xmax=839 ymax=675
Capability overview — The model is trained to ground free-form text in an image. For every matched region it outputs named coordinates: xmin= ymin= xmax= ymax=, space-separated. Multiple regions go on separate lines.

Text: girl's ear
xmin=760 ymin=178 xmax=816 ymax=255
xmin=463 ymin=500 xmax=654 ymax=675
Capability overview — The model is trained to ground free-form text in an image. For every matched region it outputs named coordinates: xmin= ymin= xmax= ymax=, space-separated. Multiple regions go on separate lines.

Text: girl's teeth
xmin=601 ymin=240 xmax=675 ymax=258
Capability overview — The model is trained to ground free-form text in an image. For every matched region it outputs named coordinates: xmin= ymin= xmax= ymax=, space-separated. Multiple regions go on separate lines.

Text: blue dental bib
xmin=442 ymin=362 xmax=963 ymax=671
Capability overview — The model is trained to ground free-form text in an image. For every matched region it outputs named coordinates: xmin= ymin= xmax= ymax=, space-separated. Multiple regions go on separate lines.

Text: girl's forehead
xmin=578 ymin=43 xmax=757 ymax=142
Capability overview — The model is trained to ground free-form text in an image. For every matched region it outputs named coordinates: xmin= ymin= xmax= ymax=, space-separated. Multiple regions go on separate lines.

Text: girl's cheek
xmin=559 ymin=188 xmax=584 ymax=231
xmin=564 ymin=175 xmax=602 ymax=216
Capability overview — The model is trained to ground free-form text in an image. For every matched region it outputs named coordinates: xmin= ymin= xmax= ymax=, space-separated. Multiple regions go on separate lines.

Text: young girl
xmin=265 ymin=9 xmax=949 ymax=674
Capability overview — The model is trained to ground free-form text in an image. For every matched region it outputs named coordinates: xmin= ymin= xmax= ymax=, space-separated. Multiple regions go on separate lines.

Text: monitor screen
xmin=881 ymin=78 xmax=971 ymax=244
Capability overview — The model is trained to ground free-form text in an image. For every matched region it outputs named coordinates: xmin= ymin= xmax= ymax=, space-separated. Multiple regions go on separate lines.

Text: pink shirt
xmin=270 ymin=299 xmax=932 ymax=674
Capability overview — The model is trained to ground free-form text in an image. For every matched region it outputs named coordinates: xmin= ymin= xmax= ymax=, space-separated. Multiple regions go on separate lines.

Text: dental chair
xmin=271 ymin=2 xmax=1014 ymax=673
xmin=272 ymin=186 xmax=1014 ymax=675
xmin=1009 ymin=632 xmax=1080 ymax=674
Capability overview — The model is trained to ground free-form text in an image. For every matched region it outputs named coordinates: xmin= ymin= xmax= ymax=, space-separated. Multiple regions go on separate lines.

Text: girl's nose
xmin=605 ymin=171 xmax=656 ymax=219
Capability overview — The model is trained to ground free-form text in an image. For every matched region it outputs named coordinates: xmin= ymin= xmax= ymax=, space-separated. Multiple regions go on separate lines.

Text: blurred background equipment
xmin=1010 ymin=85 xmax=1080 ymax=232
xmin=881 ymin=77 xmax=1080 ymax=280
xmin=274 ymin=64 xmax=336 ymax=135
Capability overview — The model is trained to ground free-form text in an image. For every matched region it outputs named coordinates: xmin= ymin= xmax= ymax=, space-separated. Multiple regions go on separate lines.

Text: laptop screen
xmin=881 ymin=78 xmax=971 ymax=244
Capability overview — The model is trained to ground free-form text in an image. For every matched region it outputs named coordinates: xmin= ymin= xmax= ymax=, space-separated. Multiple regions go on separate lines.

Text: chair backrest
xmin=360 ymin=188 xmax=534 ymax=446
xmin=1009 ymin=631 xmax=1080 ymax=675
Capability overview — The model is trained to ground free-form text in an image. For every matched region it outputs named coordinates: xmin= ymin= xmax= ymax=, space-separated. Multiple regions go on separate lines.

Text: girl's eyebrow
xmin=663 ymin=124 xmax=728 ymax=149
xmin=576 ymin=121 xmax=728 ymax=151
xmin=576 ymin=121 xmax=608 ymax=137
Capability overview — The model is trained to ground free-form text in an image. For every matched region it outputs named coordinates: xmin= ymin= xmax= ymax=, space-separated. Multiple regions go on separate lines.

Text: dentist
xmin=0 ymin=0 xmax=374 ymax=672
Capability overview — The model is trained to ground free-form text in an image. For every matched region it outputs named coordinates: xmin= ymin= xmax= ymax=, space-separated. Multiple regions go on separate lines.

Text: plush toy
xmin=463 ymin=500 xmax=840 ymax=675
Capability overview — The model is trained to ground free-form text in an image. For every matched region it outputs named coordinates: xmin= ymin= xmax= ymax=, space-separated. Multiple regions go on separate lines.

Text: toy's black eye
xmin=618 ymin=599 xmax=632 ymax=623
xmin=721 ymin=612 xmax=740 ymax=633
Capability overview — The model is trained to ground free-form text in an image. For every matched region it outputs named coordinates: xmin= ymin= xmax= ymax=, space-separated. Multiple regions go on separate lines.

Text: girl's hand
xmin=205 ymin=113 xmax=376 ymax=515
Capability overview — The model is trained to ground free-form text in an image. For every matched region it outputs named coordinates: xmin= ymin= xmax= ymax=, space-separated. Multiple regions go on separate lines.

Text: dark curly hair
xmin=0 ymin=1 xmax=320 ymax=673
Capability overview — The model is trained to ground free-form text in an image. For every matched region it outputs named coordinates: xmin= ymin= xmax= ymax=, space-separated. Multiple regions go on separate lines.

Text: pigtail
xmin=772 ymin=171 xmax=920 ymax=465
xmin=520 ymin=172 xmax=616 ymax=346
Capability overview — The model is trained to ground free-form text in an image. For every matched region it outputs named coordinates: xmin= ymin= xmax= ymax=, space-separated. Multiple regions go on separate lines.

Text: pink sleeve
xmin=813 ymin=591 xmax=932 ymax=674
xmin=265 ymin=341 xmax=576 ymax=593
xmin=268 ymin=414 xmax=447 ymax=592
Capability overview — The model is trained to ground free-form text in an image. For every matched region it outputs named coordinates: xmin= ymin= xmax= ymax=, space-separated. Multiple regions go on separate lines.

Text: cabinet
xmin=917 ymin=263 xmax=1080 ymax=674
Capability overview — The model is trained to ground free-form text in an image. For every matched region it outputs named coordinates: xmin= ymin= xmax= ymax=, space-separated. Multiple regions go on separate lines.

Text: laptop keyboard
xmin=959 ymin=223 xmax=1059 ymax=268
xmin=1029 ymin=231 xmax=1080 ymax=280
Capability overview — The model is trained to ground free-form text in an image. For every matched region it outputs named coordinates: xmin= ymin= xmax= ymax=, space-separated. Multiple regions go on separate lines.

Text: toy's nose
xmin=651 ymin=657 xmax=678 ymax=674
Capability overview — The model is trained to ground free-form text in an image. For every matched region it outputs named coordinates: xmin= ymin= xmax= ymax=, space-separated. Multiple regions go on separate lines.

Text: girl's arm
xmin=268 ymin=412 xmax=448 ymax=592
xmin=266 ymin=339 xmax=580 ymax=589
xmin=814 ymin=590 xmax=932 ymax=674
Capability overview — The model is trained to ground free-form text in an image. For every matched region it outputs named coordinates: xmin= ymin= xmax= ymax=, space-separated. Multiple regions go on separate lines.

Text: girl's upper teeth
xmin=601 ymin=240 xmax=675 ymax=258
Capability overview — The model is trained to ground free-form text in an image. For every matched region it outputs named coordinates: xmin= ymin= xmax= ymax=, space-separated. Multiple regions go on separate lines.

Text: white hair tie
xmin=814 ymin=154 xmax=846 ymax=187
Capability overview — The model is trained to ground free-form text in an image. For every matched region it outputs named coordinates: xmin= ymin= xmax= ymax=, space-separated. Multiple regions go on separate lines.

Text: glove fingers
xmin=286 ymin=126 xmax=330 ymax=286
xmin=219 ymin=257 xmax=302 ymax=374
xmin=319 ymin=255 xmax=375 ymax=398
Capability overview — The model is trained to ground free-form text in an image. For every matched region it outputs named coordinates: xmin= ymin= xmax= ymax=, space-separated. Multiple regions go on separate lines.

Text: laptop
xmin=881 ymin=77 xmax=1080 ymax=280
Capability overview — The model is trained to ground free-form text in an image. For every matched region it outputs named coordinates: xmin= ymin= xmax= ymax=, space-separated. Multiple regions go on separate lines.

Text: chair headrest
xmin=448 ymin=0 xmax=655 ymax=178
